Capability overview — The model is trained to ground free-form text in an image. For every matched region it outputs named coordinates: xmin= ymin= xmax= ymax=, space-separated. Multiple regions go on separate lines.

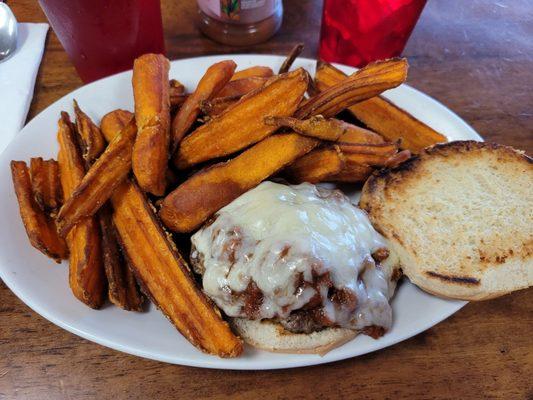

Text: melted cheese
xmin=191 ymin=181 xmax=398 ymax=331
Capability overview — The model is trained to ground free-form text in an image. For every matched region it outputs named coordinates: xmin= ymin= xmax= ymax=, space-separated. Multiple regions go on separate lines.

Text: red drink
xmin=319 ymin=0 xmax=426 ymax=67
xmin=39 ymin=0 xmax=165 ymax=83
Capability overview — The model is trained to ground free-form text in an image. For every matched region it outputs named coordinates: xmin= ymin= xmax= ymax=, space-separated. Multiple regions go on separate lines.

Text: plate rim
xmin=0 ymin=54 xmax=480 ymax=370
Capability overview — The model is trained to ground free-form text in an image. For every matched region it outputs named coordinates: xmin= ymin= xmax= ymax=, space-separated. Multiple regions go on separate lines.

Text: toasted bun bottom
xmin=230 ymin=318 xmax=357 ymax=356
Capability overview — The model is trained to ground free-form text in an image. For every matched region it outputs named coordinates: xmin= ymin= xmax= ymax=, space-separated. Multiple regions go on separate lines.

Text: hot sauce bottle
xmin=197 ymin=0 xmax=283 ymax=46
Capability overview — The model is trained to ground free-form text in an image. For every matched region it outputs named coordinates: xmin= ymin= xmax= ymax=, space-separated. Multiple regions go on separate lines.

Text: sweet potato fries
xmin=296 ymin=58 xmax=408 ymax=118
xmin=217 ymin=76 xmax=268 ymax=98
xmin=199 ymin=95 xmax=241 ymax=117
xmin=173 ymin=68 xmax=309 ymax=170
xmin=99 ymin=204 xmax=144 ymax=311
xmin=265 ymin=115 xmax=349 ymax=141
xmin=285 ymin=146 xmax=345 ymax=183
xmin=11 ymin=160 xmax=68 ymax=262
xmin=57 ymin=112 xmax=106 ymax=308
xmin=56 ymin=119 xmax=137 ymax=236
xmin=29 ymin=157 xmax=62 ymax=212
xmin=111 ymin=180 xmax=243 ymax=356
xmin=161 ymin=133 xmax=318 ymax=233
xmin=231 ymin=66 xmax=273 ymax=80
xmin=11 ymin=49 xmax=447 ymax=358
xmin=171 ymin=60 xmax=236 ymax=151
xmin=132 ymin=54 xmax=170 ymax=196
xmin=278 ymin=43 xmax=304 ymax=74
xmin=73 ymin=100 xmax=106 ymax=164
xmin=100 ymin=110 xmax=134 ymax=142
xmin=315 ymin=61 xmax=447 ymax=151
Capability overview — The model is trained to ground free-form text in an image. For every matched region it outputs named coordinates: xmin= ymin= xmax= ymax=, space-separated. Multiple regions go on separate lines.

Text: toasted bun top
xmin=359 ymin=141 xmax=532 ymax=300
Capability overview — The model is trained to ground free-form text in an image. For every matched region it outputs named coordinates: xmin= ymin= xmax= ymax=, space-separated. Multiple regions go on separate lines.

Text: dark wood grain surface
xmin=1 ymin=1 xmax=532 ymax=399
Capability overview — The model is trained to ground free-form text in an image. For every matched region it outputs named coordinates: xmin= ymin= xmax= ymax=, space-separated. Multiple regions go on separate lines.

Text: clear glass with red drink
xmin=319 ymin=0 xmax=427 ymax=68
xmin=39 ymin=0 xmax=166 ymax=83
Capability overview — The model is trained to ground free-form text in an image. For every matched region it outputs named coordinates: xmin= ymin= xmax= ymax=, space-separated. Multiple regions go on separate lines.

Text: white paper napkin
xmin=0 ymin=23 xmax=48 ymax=153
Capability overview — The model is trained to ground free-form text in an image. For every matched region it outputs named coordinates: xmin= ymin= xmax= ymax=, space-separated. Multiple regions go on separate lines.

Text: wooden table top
xmin=2 ymin=1 xmax=532 ymax=399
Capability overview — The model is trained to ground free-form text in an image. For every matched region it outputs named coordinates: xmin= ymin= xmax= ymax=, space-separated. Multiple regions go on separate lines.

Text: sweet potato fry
xmin=171 ymin=60 xmax=236 ymax=151
xmin=217 ymin=76 xmax=268 ymax=98
xmin=285 ymin=146 xmax=345 ymax=183
xmin=161 ymin=133 xmax=318 ymax=233
xmin=170 ymin=93 xmax=188 ymax=110
xmin=99 ymin=205 xmax=143 ymax=311
xmin=265 ymin=116 xmax=388 ymax=151
xmin=305 ymin=69 xmax=320 ymax=97
xmin=73 ymin=100 xmax=106 ymax=164
xmin=57 ymin=112 xmax=105 ymax=308
xmin=384 ymin=149 xmax=412 ymax=167
xmin=94 ymin=107 xmax=144 ymax=310
xmin=29 ymin=157 xmax=62 ymax=212
xmin=111 ymin=180 xmax=243 ymax=357
xmin=338 ymin=139 xmax=400 ymax=167
xmin=11 ymin=161 xmax=68 ymax=262
xmin=265 ymin=115 xmax=350 ymax=141
xmin=57 ymin=113 xmax=86 ymax=195
xmin=199 ymin=95 xmax=241 ymax=117
xmin=315 ymin=61 xmax=447 ymax=152
xmin=169 ymin=79 xmax=187 ymax=109
xmin=100 ymin=110 xmax=134 ymax=142
xmin=341 ymin=152 xmax=395 ymax=167
xmin=132 ymin=54 xmax=171 ymax=196
xmin=57 ymin=119 xmax=137 ymax=236
xmin=100 ymin=114 xmax=179 ymax=191
xmin=329 ymin=160 xmax=374 ymax=183
xmin=338 ymin=141 xmax=399 ymax=156
xmin=231 ymin=66 xmax=273 ymax=81
xmin=169 ymin=79 xmax=185 ymax=94
xmin=279 ymin=43 xmax=304 ymax=74
xmin=296 ymin=59 xmax=408 ymax=119
xmin=173 ymin=69 xmax=309 ymax=170
xmin=336 ymin=124 xmax=385 ymax=146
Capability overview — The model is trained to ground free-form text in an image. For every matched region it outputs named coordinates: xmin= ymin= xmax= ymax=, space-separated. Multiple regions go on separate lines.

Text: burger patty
xmin=190 ymin=182 xmax=402 ymax=336
xmin=191 ymin=242 xmax=398 ymax=335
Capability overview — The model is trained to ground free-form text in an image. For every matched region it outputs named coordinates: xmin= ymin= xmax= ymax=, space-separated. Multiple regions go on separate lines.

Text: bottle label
xmin=199 ymin=0 xmax=276 ymax=23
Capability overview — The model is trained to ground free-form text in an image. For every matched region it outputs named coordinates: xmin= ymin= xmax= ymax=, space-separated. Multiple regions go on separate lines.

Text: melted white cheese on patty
xmin=191 ymin=181 xmax=399 ymax=331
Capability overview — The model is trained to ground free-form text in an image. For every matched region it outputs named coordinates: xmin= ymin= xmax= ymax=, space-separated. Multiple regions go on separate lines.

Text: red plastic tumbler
xmin=319 ymin=0 xmax=427 ymax=68
xmin=39 ymin=0 xmax=166 ymax=83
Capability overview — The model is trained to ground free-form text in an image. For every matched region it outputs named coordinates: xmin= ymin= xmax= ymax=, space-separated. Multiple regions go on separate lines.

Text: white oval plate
xmin=0 ymin=55 xmax=481 ymax=370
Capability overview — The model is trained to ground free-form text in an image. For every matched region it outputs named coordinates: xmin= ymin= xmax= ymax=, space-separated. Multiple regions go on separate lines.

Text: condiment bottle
xmin=197 ymin=0 xmax=283 ymax=46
